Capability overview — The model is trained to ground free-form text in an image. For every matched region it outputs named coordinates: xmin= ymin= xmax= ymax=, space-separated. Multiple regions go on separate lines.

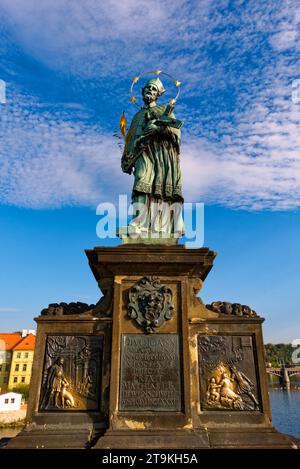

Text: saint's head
xmin=142 ymin=77 xmax=165 ymax=105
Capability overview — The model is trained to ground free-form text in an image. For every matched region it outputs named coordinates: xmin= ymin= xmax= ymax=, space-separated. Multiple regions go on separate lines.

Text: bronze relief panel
xmin=40 ymin=335 xmax=103 ymax=411
xmin=198 ymin=335 xmax=261 ymax=411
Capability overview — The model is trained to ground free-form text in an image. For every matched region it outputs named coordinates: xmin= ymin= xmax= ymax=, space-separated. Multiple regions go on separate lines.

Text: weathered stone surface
xmin=41 ymin=302 xmax=95 ymax=316
xmin=206 ymin=301 xmax=258 ymax=317
xmin=127 ymin=276 xmax=174 ymax=333
xmin=85 ymin=245 xmax=217 ymax=278
xmin=7 ymin=244 xmax=299 ymax=449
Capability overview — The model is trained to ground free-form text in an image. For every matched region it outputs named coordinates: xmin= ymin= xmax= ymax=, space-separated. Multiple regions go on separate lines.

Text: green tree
xmin=11 ymin=384 xmax=30 ymax=401
xmin=265 ymin=343 xmax=294 ymax=367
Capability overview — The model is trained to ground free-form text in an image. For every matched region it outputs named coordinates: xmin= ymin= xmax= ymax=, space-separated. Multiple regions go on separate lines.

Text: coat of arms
xmin=127 ymin=276 xmax=174 ymax=333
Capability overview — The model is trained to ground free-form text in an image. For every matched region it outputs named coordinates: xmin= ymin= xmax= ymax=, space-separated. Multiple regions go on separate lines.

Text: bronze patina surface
xmin=120 ymin=334 xmax=182 ymax=412
xmin=40 ymin=335 xmax=103 ymax=412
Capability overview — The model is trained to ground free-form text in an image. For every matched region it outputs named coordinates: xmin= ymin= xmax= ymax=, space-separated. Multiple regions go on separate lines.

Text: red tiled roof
xmin=13 ymin=333 xmax=36 ymax=350
xmin=0 ymin=333 xmax=22 ymax=351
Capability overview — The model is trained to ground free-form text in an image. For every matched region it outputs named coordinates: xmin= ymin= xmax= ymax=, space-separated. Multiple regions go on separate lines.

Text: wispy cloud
xmin=0 ymin=307 xmax=20 ymax=312
xmin=0 ymin=0 xmax=299 ymax=210
xmin=0 ymin=88 xmax=131 ymax=207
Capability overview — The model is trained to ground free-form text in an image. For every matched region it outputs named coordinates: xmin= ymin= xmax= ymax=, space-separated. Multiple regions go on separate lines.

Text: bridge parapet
xmin=266 ymin=366 xmax=300 ymax=377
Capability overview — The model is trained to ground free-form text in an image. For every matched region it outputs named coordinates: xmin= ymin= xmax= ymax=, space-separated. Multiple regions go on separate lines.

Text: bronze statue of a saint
xmin=121 ymin=77 xmax=184 ymax=239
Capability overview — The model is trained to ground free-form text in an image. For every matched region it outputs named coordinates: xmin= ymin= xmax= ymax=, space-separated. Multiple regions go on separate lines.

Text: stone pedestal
xmin=89 ymin=245 xmax=215 ymax=448
xmin=6 ymin=244 xmax=299 ymax=449
xmin=88 ymin=245 xmax=297 ymax=449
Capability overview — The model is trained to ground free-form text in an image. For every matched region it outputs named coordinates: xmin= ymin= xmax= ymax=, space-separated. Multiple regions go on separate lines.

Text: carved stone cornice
xmin=206 ymin=301 xmax=259 ymax=318
xmin=85 ymin=245 xmax=217 ymax=279
xmin=40 ymin=302 xmax=95 ymax=316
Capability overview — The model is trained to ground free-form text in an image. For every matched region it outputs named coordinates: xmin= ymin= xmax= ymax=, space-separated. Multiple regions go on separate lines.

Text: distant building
xmin=0 ymin=391 xmax=22 ymax=411
xmin=0 ymin=330 xmax=36 ymax=390
xmin=0 ymin=333 xmax=24 ymax=387
xmin=8 ymin=333 xmax=36 ymax=389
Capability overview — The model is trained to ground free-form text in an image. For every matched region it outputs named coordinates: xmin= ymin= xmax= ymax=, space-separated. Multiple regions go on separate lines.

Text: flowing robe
xmin=121 ymin=105 xmax=183 ymax=203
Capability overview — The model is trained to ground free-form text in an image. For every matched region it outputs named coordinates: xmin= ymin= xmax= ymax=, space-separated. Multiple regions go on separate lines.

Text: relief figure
xmin=219 ymin=371 xmax=243 ymax=409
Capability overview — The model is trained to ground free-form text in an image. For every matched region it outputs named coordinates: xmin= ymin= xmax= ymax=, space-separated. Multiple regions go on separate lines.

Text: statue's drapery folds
xmin=122 ymin=105 xmax=183 ymax=202
xmin=121 ymin=77 xmax=184 ymax=238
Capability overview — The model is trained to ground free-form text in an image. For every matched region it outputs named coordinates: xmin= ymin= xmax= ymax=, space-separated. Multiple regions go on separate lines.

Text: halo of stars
xmin=130 ymin=69 xmax=181 ymax=107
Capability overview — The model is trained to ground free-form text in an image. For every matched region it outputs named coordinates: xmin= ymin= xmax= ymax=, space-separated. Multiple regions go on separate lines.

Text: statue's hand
xmin=143 ymin=121 xmax=160 ymax=137
xmin=121 ymin=154 xmax=133 ymax=174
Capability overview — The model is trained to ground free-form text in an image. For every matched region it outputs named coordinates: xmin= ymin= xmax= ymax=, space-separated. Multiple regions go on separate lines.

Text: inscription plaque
xmin=120 ymin=334 xmax=182 ymax=411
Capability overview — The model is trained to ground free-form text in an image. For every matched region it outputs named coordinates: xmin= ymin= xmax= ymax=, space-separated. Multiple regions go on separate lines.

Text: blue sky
xmin=0 ymin=0 xmax=299 ymax=342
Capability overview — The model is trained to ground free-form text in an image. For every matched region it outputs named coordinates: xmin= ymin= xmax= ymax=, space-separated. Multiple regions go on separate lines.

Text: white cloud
xmin=269 ymin=29 xmax=298 ymax=51
xmin=0 ymin=89 xmax=130 ymax=208
xmin=0 ymin=0 xmax=186 ymax=77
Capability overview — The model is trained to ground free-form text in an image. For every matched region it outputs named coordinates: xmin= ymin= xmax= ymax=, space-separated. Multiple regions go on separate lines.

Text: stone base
xmin=5 ymin=426 xmax=97 ymax=449
xmin=93 ymin=427 xmax=299 ymax=449
xmin=94 ymin=429 xmax=210 ymax=449
xmin=5 ymin=426 xmax=300 ymax=449
xmin=207 ymin=427 xmax=299 ymax=449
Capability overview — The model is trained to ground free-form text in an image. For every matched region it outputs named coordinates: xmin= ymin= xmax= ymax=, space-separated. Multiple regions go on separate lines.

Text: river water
xmin=269 ymin=387 xmax=300 ymax=440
